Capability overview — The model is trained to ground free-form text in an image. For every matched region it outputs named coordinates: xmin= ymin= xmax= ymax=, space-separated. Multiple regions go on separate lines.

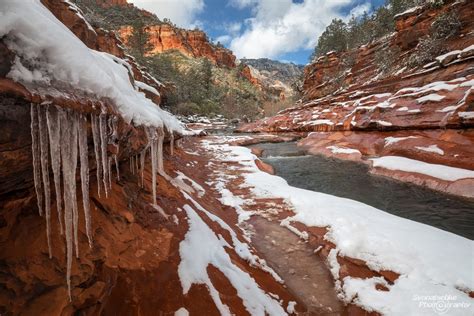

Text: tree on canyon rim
xmin=129 ymin=19 xmax=152 ymax=60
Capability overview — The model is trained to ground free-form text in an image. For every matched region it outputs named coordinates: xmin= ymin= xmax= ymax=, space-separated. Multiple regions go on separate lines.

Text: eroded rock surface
xmin=238 ymin=0 xmax=474 ymax=197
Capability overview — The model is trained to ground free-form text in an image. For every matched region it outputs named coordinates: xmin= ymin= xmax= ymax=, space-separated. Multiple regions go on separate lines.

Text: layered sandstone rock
xmin=0 ymin=1 xmax=307 ymax=314
xmin=239 ymin=0 xmax=474 ymax=134
xmin=118 ymin=24 xmax=237 ymax=68
xmin=239 ymin=59 xmax=303 ymax=101
xmin=238 ymin=0 xmax=474 ymax=197
xmin=240 ymin=64 xmax=262 ymax=90
xmin=298 ymin=130 xmax=474 ymax=198
xmin=40 ymin=0 xmax=164 ymax=104
xmin=302 ymin=0 xmax=474 ymax=103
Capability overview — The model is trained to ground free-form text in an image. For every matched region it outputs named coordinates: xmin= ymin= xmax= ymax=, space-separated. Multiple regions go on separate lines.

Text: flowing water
xmin=250 ymin=217 xmax=345 ymax=315
xmin=250 ymin=142 xmax=474 ymax=240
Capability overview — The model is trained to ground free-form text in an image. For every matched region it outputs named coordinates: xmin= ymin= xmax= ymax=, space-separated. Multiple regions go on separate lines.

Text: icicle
xmin=110 ymin=116 xmax=120 ymax=181
xmin=38 ymin=105 xmax=52 ymax=258
xmin=59 ymin=109 xmax=75 ymax=300
xmin=114 ymin=155 xmax=120 ymax=181
xmin=157 ymin=127 xmax=165 ymax=176
xmin=31 ymin=103 xmax=43 ymax=216
xmin=131 ymin=155 xmax=134 ymax=174
xmin=135 ymin=154 xmax=139 ymax=175
xmin=46 ymin=105 xmax=64 ymax=235
xmin=146 ymin=128 xmax=158 ymax=206
xmin=78 ymin=114 xmax=92 ymax=248
xmin=70 ymin=112 xmax=80 ymax=259
xmin=140 ymin=149 xmax=146 ymax=187
xmin=99 ymin=113 xmax=109 ymax=197
xmin=91 ymin=114 xmax=102 ymax=197
xmin=169 ymin=129 xmax=174 ymax=156
xmin=108 ymin=156 xmax=113 ymax=190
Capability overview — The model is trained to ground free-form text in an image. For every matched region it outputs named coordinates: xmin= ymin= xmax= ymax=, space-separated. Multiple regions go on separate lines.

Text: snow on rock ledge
xmin=204 ymin=139 xmax=474 ymax=315
xmin=370 ymin=156 xmax=474 ymax=182
xmin=0 ymin=0 xmax=182 ymax=132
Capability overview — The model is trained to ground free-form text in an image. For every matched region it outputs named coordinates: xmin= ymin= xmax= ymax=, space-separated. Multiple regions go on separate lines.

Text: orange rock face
xmin=40 ymin=0 xmax=165 ymax=105
xmin=302 ymin=0 xmax=474 ymax=103
xmin=298 ymin=129 xmax=474 ymax=198
xmin=118 ymin=24 xmax=237 ymax=68
xmin=240 ymin=65 xmax=262 ymax=89
xmin=239 ymin=0 xmax=474 ymax=134
xmin=0 ymin=2 xmax=301 ymax=314
xmin=237 ymin=0 xmax=474 ymax=198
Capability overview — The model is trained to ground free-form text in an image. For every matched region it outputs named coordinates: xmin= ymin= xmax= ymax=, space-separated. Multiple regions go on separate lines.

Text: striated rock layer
xmin=238 ymin=0 xmax=474 ymax=197
xmin=0 ymin=1 xmax=309 ymax=314
xmin=118 ymin=24 xmax=237 ymax=68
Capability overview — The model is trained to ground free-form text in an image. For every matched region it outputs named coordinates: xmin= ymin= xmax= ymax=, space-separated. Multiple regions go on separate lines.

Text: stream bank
xmin=249 ymin=141 xmax=474 ymax=240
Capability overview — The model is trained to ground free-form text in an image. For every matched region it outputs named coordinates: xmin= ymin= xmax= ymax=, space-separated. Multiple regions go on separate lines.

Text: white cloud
xmin=225 ymin=22 xmax=242 ymax=34
xmin=215 ymin=35 xmax=232 ymax=45
xmin=228 ymin=0 xmax=257 ymax=9
xmin=349 ymin=2 xmax=372 ymax=17
xmin=229 ymin=0 xmax=358 ymax=59
xmin=129 ymin=0 xmax=204 ymax=28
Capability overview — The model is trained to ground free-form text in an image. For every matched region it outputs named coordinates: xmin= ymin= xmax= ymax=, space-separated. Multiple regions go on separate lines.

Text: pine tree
xmin=129 ymin=19 xmax=152 ymax=59
xmin=315 ymin=19 xmax=348 ymax=57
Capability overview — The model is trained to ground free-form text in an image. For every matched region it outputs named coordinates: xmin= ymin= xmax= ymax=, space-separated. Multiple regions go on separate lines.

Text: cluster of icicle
xmin=30 ymin=103 xmax=120 ymax=300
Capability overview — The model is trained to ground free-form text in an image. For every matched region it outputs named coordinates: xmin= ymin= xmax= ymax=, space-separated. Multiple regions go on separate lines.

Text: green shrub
xmin=375 ymin=45 xmax=401 ymax=74
xmin=406 ymin=9 xmax=460 ymax=67
xmin=406 ymin=36 xmax=445 ymax=67
xmin=431 ymin=10 xmax=461 ymax=40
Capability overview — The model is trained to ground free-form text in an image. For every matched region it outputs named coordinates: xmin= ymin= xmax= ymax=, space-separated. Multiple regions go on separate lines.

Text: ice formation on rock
xmin=31 ymin=104 xmax=43 ymax=216
xmin=157 ymin=128 xmax=165 ymax=176
xmin=58 ymin=108 xmax=77 ymax=299
xmin=99 ymin=113 xmax=109 ymax=197
xmin=78 ymin=114 xmax=92 ymax=247
xmin=91 ymin=114 xmax=102 ymax=197
xmin=46 ymin=106 xmax=64 ymax=235
xmin=140 ymin=149 xmax=146 ymax=187
xmin=30 ymin=105 xmax=102 ymax=298
xmin=168 ymin=127 xmax=174 ymax=155
xmin=130 ymin=155 xmax=134 ymax=174
xmin=30 ymin=104 xmax=178 ymax=299
xmin=110 ymin=116 xmax=120 ymax=181
xmin=38 ymin=105 xmax=52 ymax=257
xmin=147 ymin=127 xmax=158 ymax=206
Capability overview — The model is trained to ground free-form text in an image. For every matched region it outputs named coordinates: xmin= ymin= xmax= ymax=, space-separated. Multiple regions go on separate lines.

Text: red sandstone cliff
xmin=0 ymin=1 xmax=300 ymax=314
xmin=240 ymin=64 xmax=262 ymax=89
xmin=241 ymin=0 xmax=474 ymax=133
xmin=118 ymin=24 xmax=237 ymax=68
xmin=238 ymin=0 xmax=474 ymax=198
xmin=41 ymin=0 xmax=164 ymax=103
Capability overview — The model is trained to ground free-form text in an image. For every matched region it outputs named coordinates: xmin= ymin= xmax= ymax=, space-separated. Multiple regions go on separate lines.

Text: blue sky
xmin=129 ymin=0 xmax=386 ymax=65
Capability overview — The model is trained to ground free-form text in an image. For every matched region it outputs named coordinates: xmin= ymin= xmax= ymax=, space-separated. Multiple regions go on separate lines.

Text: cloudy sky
xmin=129 ymin=0 xmax=385 ymax=64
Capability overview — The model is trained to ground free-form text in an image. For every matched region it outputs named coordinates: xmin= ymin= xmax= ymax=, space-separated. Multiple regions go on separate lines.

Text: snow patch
xmin=174 ymin=307 xmax=189 ymax=316
xmin=203 ymin=140 xmax=473 ymax=315
xmin=371 ymin=156 xmax=474 ymax=181
xmin=375 ymin=120 xmax=393 ymax=126
xmin=384 ymin=136 xmax=418 ymax=147
xmin=326 ymin=146 xmax=361 ymax=155
xmin=135 ymin=80 xmax=160 ymax=96
xmin=0 ymin=0 xmax=182 ymax=131
xmin=415 ymin=145 xmax=444 ymax=155
xmin=178 ymin=204 xmax=286 ymax=316
xmin=416 ymin=94 xmax=445 ymax=103
xmin=458 ymin=111 xmax=474 ymax=119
